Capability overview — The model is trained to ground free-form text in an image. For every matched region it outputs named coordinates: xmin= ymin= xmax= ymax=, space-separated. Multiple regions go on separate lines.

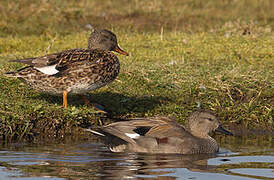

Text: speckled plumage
xmin=5 ymin=29 xmax=128 ymax=108
xmin=6 ymin=49 xmax=120 ymax=94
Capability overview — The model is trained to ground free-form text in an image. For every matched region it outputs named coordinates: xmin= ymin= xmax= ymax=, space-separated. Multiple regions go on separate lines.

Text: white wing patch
xmin=35 ymin=64 xmax=59 ymax=75
xmin=125 ymin=133 xmax=140 ymax=139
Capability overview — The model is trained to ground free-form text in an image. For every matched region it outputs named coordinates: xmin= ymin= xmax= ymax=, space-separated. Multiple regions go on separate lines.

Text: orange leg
xmin=63 ymin=90 xmax=68 ymax=108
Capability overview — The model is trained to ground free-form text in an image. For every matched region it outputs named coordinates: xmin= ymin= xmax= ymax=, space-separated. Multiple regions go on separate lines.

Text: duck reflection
xmin=0 ymin=143 xmax=219 ymax=179
xmin=87 ymin=150 xmax=217 ymax=179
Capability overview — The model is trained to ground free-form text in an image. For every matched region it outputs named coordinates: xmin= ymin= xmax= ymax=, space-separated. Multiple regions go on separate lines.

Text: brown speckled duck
xmin=86 ymin=110 xmax=233 ymax=154
xmin=5 ymin=29 xmax=128 ymax=110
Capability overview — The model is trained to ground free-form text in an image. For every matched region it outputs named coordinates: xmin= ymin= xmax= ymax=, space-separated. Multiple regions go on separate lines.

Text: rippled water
xmin=0 ymin=135 xmax=273 ymax=180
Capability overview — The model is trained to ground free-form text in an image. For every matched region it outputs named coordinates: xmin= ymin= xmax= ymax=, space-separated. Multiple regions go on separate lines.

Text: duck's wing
xmin=55 ymin=49 xmax=100 ymax=69
xmin=9 ymin=52 xmax=62 ymax=67
xmin=8 ymin=50 xmax=71 ymax=75
xmin=125 ymin=117 xmax=199 ymax=154
xmin=89 ymin=116 xmax=190 ymax=145
xmin=8 ymin=49 xmax=102 ymax=75
xmin=87 ymin=117 xmax=198 ymax=153
xmin=127 ymin=116 xmax=190 ymax=138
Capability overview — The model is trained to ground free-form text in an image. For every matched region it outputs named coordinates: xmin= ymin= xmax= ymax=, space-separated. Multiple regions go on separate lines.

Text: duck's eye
xmin=207 ymin=118 xmax=213 ymax=121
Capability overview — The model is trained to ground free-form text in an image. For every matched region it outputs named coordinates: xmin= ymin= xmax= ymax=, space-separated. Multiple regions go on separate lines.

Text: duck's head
xmin=88 ymin=29 xmax=129 ymax=56
xmin=187 ymin=110 xmax=233 ymax=138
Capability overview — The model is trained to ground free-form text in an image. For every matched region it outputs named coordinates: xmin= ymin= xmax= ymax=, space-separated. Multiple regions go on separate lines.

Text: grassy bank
xmin=0 ymin=0 xmax=273 ymax=142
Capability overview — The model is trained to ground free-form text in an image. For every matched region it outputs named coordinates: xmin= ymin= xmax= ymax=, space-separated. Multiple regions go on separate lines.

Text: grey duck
xmin=86 ymin=110 xmax=233 ymax=154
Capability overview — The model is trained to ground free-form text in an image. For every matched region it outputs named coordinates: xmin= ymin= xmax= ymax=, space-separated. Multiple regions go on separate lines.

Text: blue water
xmin=0 ymin=135 xmax=273 ymax=180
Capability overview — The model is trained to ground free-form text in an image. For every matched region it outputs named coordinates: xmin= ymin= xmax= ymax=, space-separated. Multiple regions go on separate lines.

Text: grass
xmin=0 ymin=0 xmax=273 ymax=142
xmin=0 ymin=0 xmax=273 ymax=36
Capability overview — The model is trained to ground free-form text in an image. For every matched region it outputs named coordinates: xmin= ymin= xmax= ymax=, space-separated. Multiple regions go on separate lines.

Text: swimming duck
xmin=86 ymin=110 xmax=233 ymax=154
xmin=5 ymin=29 xmax=128 ymax=110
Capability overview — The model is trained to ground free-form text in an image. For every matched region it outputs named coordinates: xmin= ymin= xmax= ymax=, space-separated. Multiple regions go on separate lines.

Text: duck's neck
xmin=191 ymin=132 xmax=219 ymax=153
xmin=190 ymin=130 xmax=209 ymax=139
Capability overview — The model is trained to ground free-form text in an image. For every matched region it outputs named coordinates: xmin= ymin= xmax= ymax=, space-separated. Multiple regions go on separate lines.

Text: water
xmin=0 ymin=135 xmax=273 ymax=180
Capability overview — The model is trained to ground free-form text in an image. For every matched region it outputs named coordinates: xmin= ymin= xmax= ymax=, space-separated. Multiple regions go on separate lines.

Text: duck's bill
xmin=114 ymin=46 xmax=129 ymax=56
xmin=216 ymin=125 xmax=233 ymax=135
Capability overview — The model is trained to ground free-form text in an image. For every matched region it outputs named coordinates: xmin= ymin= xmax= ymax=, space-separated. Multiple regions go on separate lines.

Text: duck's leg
xmin=63 ymin=90 xmax=68 ymax=108
xmin=80 ymin=95 xmax=108 ymax=114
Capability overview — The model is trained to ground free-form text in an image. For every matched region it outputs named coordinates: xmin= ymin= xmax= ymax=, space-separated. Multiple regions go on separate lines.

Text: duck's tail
xmin=84 ymin=128 xmax=105 ymax=136
xmin=4 ymin=66 xmax=31 ymax=77
xmin=84 ymin=128 xmax=128 ymax=152
xmin=4 ymin=71 xmax=18 ymax=77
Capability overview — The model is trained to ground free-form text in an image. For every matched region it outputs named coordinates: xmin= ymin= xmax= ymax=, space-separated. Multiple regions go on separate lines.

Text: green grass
xmin=0 ymin=0 xmax=273 ymax=142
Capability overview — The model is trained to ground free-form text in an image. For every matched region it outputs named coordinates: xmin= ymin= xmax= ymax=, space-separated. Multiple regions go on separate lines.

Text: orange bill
xmin=114 ymin=46 xmax=129 ymax=56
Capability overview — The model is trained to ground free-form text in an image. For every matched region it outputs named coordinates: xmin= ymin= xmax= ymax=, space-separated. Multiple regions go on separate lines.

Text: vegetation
xmin=0 ymin=0 xmax=273 ymax=142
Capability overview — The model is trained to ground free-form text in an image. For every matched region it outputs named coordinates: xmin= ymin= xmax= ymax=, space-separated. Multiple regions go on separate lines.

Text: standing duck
xmin=86 ymin=110 xmax=233 ymax=154
xmin=5 ymin=29 xmax=128 ymax=110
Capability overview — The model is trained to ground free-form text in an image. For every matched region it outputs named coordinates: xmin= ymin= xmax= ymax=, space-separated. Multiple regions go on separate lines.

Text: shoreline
xmin=0 ymin=114 xmax=273 ymax=144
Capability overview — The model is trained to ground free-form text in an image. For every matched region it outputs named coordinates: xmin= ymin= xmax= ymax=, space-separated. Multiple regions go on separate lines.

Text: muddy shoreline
xmin=1 ymin=115 xmax=273 ymax=144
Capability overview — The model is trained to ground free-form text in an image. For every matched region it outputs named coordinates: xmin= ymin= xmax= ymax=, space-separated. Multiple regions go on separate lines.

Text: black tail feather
xmin=4 ymin=66 xmax=32 ymax=77
xmin=4 ymin=71 xmax=17 ymax=77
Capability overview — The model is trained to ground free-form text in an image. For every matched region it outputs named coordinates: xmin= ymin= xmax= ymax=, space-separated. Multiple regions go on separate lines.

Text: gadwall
xmin=5 ymin=29 xmax=128 ymax=110
xmin=86 ymin=110 xmax=233 ymax=154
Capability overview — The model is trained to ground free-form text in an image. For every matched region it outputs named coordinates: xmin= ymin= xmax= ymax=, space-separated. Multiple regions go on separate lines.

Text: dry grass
xmin=0 ymin=0 xmax=273 ymax=36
